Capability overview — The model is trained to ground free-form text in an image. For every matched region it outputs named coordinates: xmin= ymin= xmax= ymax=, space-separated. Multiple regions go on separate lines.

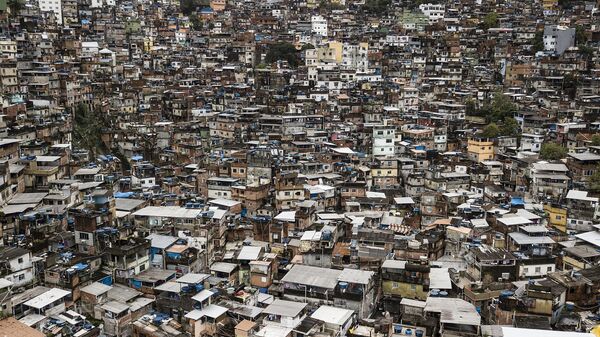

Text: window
xmin=547 ymin=266 xmax=552 ymax=272
xmin=535 ymin=267 xmax=541 ymax=273
xmin=523 ymin=267 xmax=529 ymax=273
xmin=17 ymin=258 xmax=23 ymax=264
xmin=80 ymin=232 xmax=90 ymax=240
xmin=18 ymin=274 xmax=24 ymax=281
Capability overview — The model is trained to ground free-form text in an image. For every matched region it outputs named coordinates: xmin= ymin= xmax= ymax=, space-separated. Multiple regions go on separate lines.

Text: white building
xmin=520 ymin=133 xmax=544 ymax=152
xmin=342 ymin=43 xmax=368 ymax=72
xmin=0 ymin=40 xmax=17 ymax=59
xmin=91 ymin=0 xmax=115 ymax=7
xmin=419 ymin=3 xmax=445 ymax=24
xmin=311 ymin=15 xmax=328 ymax=37
xmin=399 ymin=87 xmax=419 ymax=112
xmin=0 ymin=247 xmax=35 ymax=287
xmin=38 ymin=0 xmax=63 ymax=23
xmin=372 ymin=125 xmax=396 ymax=157
xmin=81 ymin=41 xmax=100 ymax=58
xmin=543 ymin=25 xmax=575 ymax=55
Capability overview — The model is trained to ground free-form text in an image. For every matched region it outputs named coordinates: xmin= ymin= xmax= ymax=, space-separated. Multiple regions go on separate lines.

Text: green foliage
xmin=363 ymin=0 xmax=391 ymax=14
xmin=7 ymin=0 xmax=24 ymax=16
xmin=539 ymin=142 xmax=567 ymax=160
xmin=465 ymin=98 xmax=478 ymax=116
xmin=111 ymin=147 xmax=131 ymax=172
xmin=591 ymin=135 xmax=600 ymax=146
xmin=481 ymin=12 xmax=499 ymax=30
xmin=499 ymin=117 xmax=520 ymax=137
xmin=576 ymin=25 xmax=587 ymax=45
xmin=73 ymin=104 xmax=109 ymax=157
xmin=558 ymin=0 xmax=573 ymax=8
xmin=563 ymin=73 xmax=578 ymax=100
xmin=301 ymin=43 xmax=315 ymax=51
xmin=533 ymin=31 xmax=544 ymax=52
xmin=319 ymin=0 xmax=345 ymax=10
xmin=484 ymin=92 xmax=517 ymax=123
xmin=579 ymin=46 xmax=594 ymax=59
xmin=480 ymin=123 xmax=500 ymax=138
xmin=265 ymin=42 xmax=300 ymax=67
xmin=479 ymin=118 xmax=519 ymax=138
xmin=180 ymin=0 xmax=209 ymax=15
xmin=589 ymin=168 xmax=600 ymax=193
xmin=189 ymin=14 xmax=203 ymax=31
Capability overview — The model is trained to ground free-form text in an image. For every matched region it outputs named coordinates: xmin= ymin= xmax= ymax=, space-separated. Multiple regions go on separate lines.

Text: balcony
xmin=165 ymin=254 xmax=198 ymax=266
xmin=25 ymin=165 xmax=59 ymax=176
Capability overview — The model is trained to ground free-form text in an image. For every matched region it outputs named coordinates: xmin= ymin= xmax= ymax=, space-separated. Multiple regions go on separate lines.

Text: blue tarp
xmin=511 ymin=197 xmax=525 ymax=206
xmin=100 ymin=276 xmax=113 ymax=285
xmin=73 ymin=263 xmax=88 ymax=271
xmin=114 ymin=192 xmax=135 ymax=198
xmin=131 ymin=155 xmax=143 ymax=161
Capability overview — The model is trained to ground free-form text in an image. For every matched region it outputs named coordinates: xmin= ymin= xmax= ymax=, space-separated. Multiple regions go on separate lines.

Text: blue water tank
xmin=566 ymin=302 xmax=575 ymax=311
xmin=430 ymin=289 xmax=440 ymax=297
xmin=406 ymin=329 xmax=412 ymax=336
xmin=339 ymin=282 xmax=349 ymax=290
xmin=439 ymin=291 xmax=448 ymax=297
xmin=394 ymin=325 xmax=402 ymax=333
xmin=415 ymin=330 xmax=424 ymax=337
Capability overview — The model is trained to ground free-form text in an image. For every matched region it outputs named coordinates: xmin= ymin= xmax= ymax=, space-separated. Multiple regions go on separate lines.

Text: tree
xmin=563 ymin=73 xmax=578 ymax=100
xmin=540 ymin=142 xmax=567 ymax=160
xmin=319 ymin=0 xmax=344 ymax=10
xmin=480 ymin=123 xmax=500 ymax=138
xmin=265 ymin=42 xmax=300 ymax=67
xmin=591 ymin=135 xmax=600 ymax=146
xmin=73 ymin=104 xmax=109 ymax=157
xmin=363 ymin=0 xmax=391 ymax=14
xmin=481 ymin=12 xmax=499 ymax=30
xmin=575 ymin=25 xmax=587 ymax=46
xmin=465 ymin=98 xmax=479 ymax=116
xmin=499 ymin=117 xmax=520 ymax=137
xmin=189 ymin=14 xmax=203 ymax=31
xmin=7 ymin=0 xmax=24 ymax=17
xmin=180 ymin=0 xmax=209 ymax=15
xmin=485 ymin=92 xmax=517 ymax=123
xmin=479 ymin=118 xmax=519 ymax=139
xmin=558 ymin=0 xmax=573 ymax=9
xmin=301 ymin=43 xmax=315 ymax=51
xmin=532 ymin=30 xmax=544 ymax=53
xmin=589 ymin=168 xmax=600 ymax=193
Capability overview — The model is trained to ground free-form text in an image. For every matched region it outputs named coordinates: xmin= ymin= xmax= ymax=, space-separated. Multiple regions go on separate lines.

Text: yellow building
xmin=544 ymin=204 xmax=567 ymax=232
xmin=210 ymin=0 xmax=226 ymax=11
xmin=543 ymin=0 xmax=557 ymax=11
xmin=467 ymin=138 xmax=494 ymax=163
xmin=316 ymin=41 xmax=343 ymax=64
xmin=382 ymin=280 xmax=429 ymax=300
xmin=143 ymin=38 xmax=154 ymax=52
xmin=381 ymin=260 xmax=430 ymax=301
